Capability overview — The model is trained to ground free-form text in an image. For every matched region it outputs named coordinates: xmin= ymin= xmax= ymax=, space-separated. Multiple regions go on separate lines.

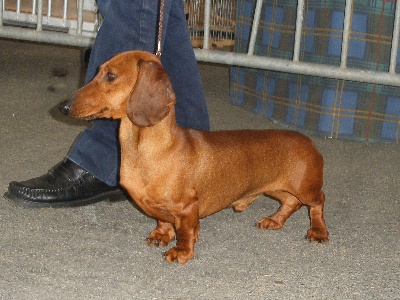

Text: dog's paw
xmin=163 ymin=246 xmax=194 ymax=264
xmin=306 ymin=228 xmax=329 ymax=243
xmin=255 ymin=217 xmax=283 ymax=230
xmin=146 ymin=230 xmax=176 ymax=247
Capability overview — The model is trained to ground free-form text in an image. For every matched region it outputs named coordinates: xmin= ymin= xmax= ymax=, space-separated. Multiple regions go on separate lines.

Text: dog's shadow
xmin=48 ymin=48 xmax=91 ymax=128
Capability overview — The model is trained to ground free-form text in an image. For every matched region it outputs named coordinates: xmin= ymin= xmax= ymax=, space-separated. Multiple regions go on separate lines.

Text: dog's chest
xmin=120 ymin=156 xmax=200 ymax=222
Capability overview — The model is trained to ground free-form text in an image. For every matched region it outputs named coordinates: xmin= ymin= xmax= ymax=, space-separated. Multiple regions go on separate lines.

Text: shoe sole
xmin=3 ymin=189 xmax=127 ymax=208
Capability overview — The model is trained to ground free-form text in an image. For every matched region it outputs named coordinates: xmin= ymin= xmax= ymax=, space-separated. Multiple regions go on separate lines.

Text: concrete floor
xmin=0 ymin=39 xmax=399 ymax=300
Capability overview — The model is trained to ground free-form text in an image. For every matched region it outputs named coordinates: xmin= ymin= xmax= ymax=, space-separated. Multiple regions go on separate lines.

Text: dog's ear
xmin=127 ymin=60 xmax=176 ymax=127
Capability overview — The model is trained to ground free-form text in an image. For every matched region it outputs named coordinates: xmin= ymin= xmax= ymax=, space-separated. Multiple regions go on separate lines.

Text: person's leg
xmin=5 ymin=0 xmax=210 ymax=207
xmin=67 ymin=0 xmax=163 ymax=186
xmin=68 ymin=0 xmax=209 ymax=186
xmin=161 ymin=0 xmax=210 ymax=131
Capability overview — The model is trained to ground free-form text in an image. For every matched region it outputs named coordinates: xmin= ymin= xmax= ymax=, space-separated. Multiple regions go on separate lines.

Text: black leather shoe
xmin=4 ymin=159 xmax=126 ymax=208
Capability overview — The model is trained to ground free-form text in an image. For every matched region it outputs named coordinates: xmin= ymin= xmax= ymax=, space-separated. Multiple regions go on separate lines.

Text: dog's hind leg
xmin=306 ymin=191 xmax=329 ymax=242
xmin=231 ymin=195 xmax=259 ymax=212
xmin=256 ymin=191 xmax=302 ymax=230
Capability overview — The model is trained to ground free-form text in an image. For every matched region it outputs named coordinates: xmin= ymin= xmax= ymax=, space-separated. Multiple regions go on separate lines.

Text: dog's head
xmin=61 ymin=50 xmax=176 ymax=127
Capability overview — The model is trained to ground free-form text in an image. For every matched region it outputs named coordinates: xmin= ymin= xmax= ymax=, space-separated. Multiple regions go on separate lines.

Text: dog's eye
xmin=105 ymin=72 xmax=117 ymax=82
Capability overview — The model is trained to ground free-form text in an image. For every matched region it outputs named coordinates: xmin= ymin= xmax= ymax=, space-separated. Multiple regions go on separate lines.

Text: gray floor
xmin=0 ymin=39 xmax=399 ymax=300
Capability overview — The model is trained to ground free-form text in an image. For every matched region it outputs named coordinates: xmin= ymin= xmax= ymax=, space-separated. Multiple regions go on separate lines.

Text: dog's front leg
xmin=164 ymin=201 xmax=200 ymax=264
xmin=146 ymin=220 xmax=176 ymax=247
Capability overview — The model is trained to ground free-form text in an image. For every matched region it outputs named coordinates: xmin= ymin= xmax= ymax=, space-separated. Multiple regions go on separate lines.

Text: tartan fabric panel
xmin=230 ymin=0 xmax=400 ymax=142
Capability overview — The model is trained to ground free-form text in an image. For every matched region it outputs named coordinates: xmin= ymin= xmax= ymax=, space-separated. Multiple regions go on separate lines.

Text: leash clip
xmin=156 ymin=40 xmax=162 ymax=58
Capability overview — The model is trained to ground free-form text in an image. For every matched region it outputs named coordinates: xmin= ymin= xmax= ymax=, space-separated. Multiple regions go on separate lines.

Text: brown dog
xmin=62 ymin=50 xmax=329 ymax=263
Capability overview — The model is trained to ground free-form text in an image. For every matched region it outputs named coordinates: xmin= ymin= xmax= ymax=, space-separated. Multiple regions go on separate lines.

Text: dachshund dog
xmin=62 ymin=50 xmax=329 ymax=263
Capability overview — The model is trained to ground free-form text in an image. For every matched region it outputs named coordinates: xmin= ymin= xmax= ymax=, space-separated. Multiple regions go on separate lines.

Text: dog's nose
xmin=59 ymin=99 xmax=71 ymax=115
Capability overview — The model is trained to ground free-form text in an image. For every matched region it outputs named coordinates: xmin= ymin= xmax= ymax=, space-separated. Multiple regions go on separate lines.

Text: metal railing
xmin=1 ymin=0 xmax=400 ymax=87
xmin=0 ymin=0 xmax=97 ymax=47
xmin=194 ymin=0 xmax=400 ymax=87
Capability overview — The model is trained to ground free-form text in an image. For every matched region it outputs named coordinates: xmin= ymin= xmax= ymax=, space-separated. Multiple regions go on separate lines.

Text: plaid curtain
xmin=230 ymin=0 xmax=400 ymax=143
